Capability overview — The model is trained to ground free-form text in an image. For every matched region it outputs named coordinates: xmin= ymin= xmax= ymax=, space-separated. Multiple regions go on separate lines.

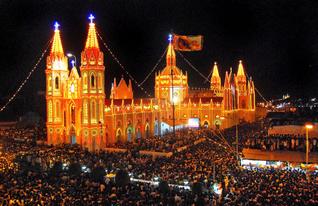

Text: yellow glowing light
xmin=70 ymin=83 xmax=75 ymax=93
xmin=305 ymin=124 xmax=313 ymax=129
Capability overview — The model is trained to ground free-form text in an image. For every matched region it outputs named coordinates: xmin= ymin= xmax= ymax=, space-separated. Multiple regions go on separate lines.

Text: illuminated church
xmin=46 ymin=16 xmax=255 ymax=150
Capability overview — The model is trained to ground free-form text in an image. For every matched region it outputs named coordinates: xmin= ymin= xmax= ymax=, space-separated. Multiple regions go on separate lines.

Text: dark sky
xmin=0 ymin=0 xmax=318 ymax=119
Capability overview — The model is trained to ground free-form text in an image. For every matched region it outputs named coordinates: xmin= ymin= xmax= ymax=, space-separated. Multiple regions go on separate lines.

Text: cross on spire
xmin=54 ymin=21 xmax=60 ymax=31
xmin=88 ymin=14 xmax=95 ymax=24
xmin=168 ymin=34 xmax=173 ymax=43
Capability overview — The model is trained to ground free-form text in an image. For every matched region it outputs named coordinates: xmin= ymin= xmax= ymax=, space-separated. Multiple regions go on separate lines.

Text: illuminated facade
xmin=46 ymin=17 xmax=255 ymax=150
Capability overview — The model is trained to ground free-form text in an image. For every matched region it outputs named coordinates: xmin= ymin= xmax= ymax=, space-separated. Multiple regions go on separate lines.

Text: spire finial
xmin=88 ymin=14 xmax=95 ymax=24
xmin=214 ymin=61 xmax=217 ymax=65
xmin=54 ymin=21 xmax=60 ymax=31
xmin=168 ymin=34 xmax=173 ymax=43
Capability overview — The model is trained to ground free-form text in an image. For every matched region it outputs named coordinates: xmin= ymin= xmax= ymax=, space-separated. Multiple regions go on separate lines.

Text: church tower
xmin=80 ymin=15 xmax=105 ymax=151
xmin=210 ymin=62 xmax=222 ymax=96
xmin=155 ymin=37 xmax=188 ymax=104
xmin=236 ymin=60 xmax=248 ymax=109
xmin=46 ymin=22 xmax=68 ymax=145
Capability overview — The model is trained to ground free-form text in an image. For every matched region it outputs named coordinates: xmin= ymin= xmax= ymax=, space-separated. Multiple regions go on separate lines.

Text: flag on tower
xmin=172 ymin=34 xmax=203 ymax=51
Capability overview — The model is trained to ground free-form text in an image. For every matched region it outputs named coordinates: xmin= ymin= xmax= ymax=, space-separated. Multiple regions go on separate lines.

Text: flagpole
xmin=169 ymin=34 xmax=176 ymax=139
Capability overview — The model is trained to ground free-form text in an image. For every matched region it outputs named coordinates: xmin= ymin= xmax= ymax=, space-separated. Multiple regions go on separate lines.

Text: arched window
xmin=48 ymin=100 xmax=53 ymax=122
xmin=98 ymin=73 xmax=102 ymax=88
xmin=83 ymin=100 xmax=88 ymax=124
xmin=55 ymin=76 xmax=59 ymax=89
xmin=71 ymin=105 xmax=75 ymax=124
xmin=99 ymin=100 xmax=103 ymax=121
xmin=55 ymin=101 xmax=60 ymax=118
xmin=83 ymin=73 xmax=88 ymax=92
xmin=91 ymin=101 xmax=96 ymax=119
xmin=48 ymin=76 xmax=52 ymax=92
xmin=91 ymin=74 xmax=95 ymax=87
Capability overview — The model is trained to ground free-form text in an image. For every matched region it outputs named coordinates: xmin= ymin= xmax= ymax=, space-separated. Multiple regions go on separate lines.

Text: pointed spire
xmin=166 ymin=34 xmax=176 ymax=66
xmin=211 ymin=62 xmax=220 ymax=78
xmin=113 ymin=78 xmax=117 ymax=88
xmin=85 ymin=14 xmax=99 ymax=49
xmin=210 ymin=62 xmax=221 ymax=91
xmin=51 ymin=21 xmax=64 ymax=56
xmin=237 ymin=60 xmax=245 ymax=77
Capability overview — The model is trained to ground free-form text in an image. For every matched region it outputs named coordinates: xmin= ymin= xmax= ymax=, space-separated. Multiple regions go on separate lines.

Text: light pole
xmin=305 ymin=123 xmax=313 ymax=165
xmin=67 ymin=53 xmax=77 ymax=67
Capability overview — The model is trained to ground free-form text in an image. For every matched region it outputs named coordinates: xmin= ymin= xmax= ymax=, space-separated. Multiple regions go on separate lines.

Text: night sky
xmin=1 ymin=0 xmax=318 ymax=120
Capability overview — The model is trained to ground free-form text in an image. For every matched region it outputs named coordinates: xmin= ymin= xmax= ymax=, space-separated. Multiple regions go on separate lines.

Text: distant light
xmin=67 ymin=53 xmax=73 ymax=57
xmin=71 ymin=60 xmax=75 ymax=67
xmin=54 ymin=21 xmax=60 ymax=31
xmin=88 ymin=13 xmax=95 ymax=23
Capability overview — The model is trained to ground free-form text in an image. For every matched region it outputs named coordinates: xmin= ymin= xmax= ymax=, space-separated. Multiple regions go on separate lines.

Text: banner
xmin=172 ymin=34 xmax=203 ymax=51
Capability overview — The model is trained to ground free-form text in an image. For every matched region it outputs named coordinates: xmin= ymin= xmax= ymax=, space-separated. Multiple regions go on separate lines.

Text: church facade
xmin=46 ymin=17 xmax=255 ymax=151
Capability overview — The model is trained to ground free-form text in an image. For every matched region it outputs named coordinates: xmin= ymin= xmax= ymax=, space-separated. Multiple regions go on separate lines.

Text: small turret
xmin=47 ymin=22 xmax=67 ymax=71
xmin=166 ymin=35 xmax=176 ymax=66
xmin=210 ymin=62 xmax=221 ymax=91
xmin=85 ymin=14 xmax=99 ymax=50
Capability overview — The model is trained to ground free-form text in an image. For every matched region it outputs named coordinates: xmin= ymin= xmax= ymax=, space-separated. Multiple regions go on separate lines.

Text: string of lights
xmin=204 ymin=68 xmax=213 ymax=84
xmin=176 ymin=50 xmax=211 ymax=84
xmin=245 ymin=73 xmax=269 ymax=103
xmin=96 ymin=30 xmax=152 ymax=97
xmin=0 ymin=38 xmax=53 ymax=113
xmin=178 ymin=49 xmax=268 ymax=104
xmin=139 ymin=47 xmax=167 ymax=86
xmin=210 ymin=129 xmax=236 ymax=153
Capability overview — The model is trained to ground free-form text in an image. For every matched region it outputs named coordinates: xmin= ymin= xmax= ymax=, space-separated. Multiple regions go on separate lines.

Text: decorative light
xmin=88 ymin=14 xmax=95 ymax=23
xmin=70 ymin=83 xmax=75 ymax=93
xmin=54 ymin=21 xmax=60 ymax=31
xmin=305 ymin=124 xmax=313 ymax=129
xmin=168 ymin=34 xmax=173 ymax=43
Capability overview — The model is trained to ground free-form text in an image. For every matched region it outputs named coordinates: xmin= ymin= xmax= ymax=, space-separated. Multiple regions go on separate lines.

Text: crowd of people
xmin=245 ymin=134 xmax=318 ymax=152
xmin=0 ymin=124 xmax=317 ymax=205
xmin=107 ymin=129 xmax=203 ymax=153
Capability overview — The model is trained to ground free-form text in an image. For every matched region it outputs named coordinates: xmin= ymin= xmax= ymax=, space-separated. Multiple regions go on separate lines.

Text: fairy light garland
xmin=96 ymin=30 xmax=152 ymax=97
xmin=0 ymin=38 xmax=53 ymax=112
xmin=176 ymin=50 xmax=211 ymax=83
xmin=139 ymin=47 xmax=167 ymax=86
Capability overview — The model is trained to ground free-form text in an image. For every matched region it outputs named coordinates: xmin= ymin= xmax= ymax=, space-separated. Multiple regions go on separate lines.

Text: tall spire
xmin=85 ymin=14 xmax=99 ymax=49
xmin=51 ymin=21 xmax=64 ymax=56
xmin=166 ymin=34 xmax=176 ymax=66
xmin=211 ymin=62 xmax=220 ymax=78
xmin=210 ymin=62 xmax=221 ymax=91
xmin=237 ymin=60 xmax=245 ymax=77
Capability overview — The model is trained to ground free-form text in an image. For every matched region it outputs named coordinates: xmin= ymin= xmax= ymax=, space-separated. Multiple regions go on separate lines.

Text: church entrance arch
xmin=136 ymin=121 xmax=142 ymax=139
xmin=203 ymin=120 xmax=209 ymax=128
xmin=214 ymin=119 xmax=221 ymax=129
xmin=116 ymin=128 xmax=122 ymax=142
xmin=154 ymin=120 xmax=159 ymax=136
xmin=69 ymin=126 xmax=76 ymax=144
xmin=126 ymin=124 xmax=134 ymax=142
xmin=145 ymin=123 xmax=150 ymax=138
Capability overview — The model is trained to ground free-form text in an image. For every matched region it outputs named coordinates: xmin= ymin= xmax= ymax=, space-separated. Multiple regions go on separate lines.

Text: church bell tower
xmin=80 ymin=14 xmax=106 ymax=151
